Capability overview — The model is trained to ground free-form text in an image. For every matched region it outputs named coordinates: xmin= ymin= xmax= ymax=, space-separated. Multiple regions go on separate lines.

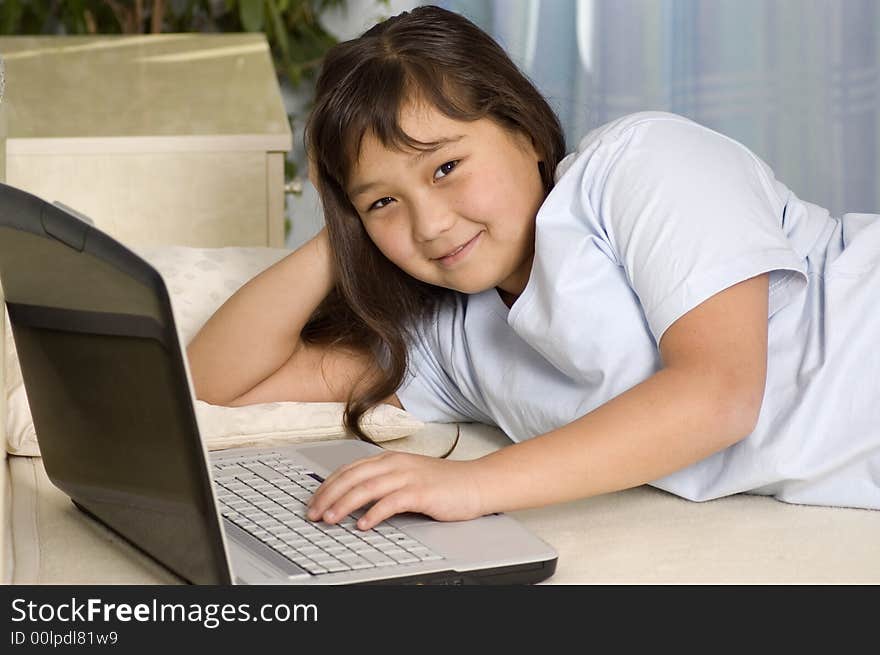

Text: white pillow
xmin=4 ymin=244 xmax=423 ymax=456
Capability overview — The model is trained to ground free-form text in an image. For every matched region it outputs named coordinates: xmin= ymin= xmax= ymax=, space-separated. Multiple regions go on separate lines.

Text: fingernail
xmin=324 ymin=510 xmax=335 ymax=521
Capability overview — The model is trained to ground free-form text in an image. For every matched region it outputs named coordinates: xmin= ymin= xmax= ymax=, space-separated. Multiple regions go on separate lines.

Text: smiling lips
xmin=433 ymin=232 xmax=482 ymax=267
xmin=441 ymin=241 xmax=469 ymax=258
xmin=434 ymin=237 xmax=476 ymax=261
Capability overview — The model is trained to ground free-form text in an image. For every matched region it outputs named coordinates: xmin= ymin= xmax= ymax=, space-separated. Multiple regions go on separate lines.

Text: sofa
xmin=3 ymin=243 xmax=880 ymax=585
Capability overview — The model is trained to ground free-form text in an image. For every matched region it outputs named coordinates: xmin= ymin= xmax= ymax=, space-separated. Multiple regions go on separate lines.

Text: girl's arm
xmin=306 ymin=273 xmax=769 ymax=529
xmin=186 ymin=228 xmax=335 ymax=405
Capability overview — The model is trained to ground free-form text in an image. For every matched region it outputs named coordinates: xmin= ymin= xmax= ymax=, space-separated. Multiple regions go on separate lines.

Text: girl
xmin=187 ymin=5 xmax=880 ymax=532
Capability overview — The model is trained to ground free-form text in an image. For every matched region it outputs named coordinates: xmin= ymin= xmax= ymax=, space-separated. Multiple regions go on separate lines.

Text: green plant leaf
xmin=0 ymin=0 xmax=24 ymax=35
xmin=284 ymin=157 xmax=298 ymax=180
xmin=266 ymin=0 xmax=290 ymax=61
xmin=61 ymin=0 xmax=88 ymax=34
xmin=238 ymin=0 xmax=265 ymax=32
xmin=287 ymin=63 xmax=303 ymax=87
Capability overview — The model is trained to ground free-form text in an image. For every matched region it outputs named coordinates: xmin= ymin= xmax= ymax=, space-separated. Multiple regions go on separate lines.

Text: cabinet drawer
xmin=7 ymin=150 xmax=285 ymax=247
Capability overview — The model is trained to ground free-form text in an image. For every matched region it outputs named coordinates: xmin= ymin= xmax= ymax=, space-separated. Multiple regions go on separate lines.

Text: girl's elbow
xmin=720 ymin=388 xmax=764 ymax=447
xmin=185 ymin=345 xmax=221 ymax=404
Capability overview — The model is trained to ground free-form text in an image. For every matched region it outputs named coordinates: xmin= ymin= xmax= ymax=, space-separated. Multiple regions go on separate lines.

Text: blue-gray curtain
xmin=437 ymin=0 xmax=880 ymax=217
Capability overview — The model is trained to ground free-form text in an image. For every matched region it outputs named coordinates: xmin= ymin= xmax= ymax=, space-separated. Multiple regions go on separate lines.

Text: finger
xmin=307 ymin=454 xmax=396 ymax=519
xmin=320 ymin=472 xmax=408 ymax=525
xmin=315 ymin=452 xmax=386 ymax=491
xmin=356 ymin=490 xmax=415 ymax=531
xmin=307 ymin=452 xmax=385 ymax=512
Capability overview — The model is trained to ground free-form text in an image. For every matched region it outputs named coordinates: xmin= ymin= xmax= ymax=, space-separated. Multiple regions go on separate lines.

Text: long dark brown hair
xmin=302 ymin=5 xmax=566 ymax=446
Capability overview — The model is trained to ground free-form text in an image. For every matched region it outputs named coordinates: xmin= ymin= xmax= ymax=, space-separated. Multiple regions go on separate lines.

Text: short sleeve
xmin=597 ymin=116 xmax=807 ymax=344
xmin=392 ymin=309 xmax=478 ymax=424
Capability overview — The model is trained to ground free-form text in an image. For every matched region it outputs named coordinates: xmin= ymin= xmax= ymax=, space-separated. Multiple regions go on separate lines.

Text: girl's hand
xmin=305 ymin=451 xmax=485 ymax=530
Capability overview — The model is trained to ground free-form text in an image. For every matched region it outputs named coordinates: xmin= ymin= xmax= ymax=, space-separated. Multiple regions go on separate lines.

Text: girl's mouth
xmin=434 ymin=232 xmax=482 ymax=268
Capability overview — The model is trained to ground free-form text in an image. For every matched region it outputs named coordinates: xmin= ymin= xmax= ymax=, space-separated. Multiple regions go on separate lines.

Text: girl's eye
xmin=433 ymin=160 xmax=460 ymax=180
xmin=368 ymin=197 xmax=395 ymax=211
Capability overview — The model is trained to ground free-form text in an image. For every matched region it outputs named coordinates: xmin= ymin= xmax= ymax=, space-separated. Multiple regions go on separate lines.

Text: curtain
xmin=437 ymin=0 xmax=880 ymax=217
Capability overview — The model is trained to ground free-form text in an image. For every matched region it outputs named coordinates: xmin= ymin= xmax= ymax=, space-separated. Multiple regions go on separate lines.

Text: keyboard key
xmin=338 ymin=553 xmax=371 ymax=567
xmin=374 ymin=525 xmax=397 ymax=535
xmin=298 ymin=545 xmax=323 ymax=558
xmin=242 ymin=463 xmax=285 ymax=479
xmin=324 ymin=561 xmax=351 ymax=573
xmin=407 ymin=546 xmax=441 ymax=561
xmin=214 ymin=465 xmax=250 ymax=477
xmin=392 ymin=553 xmax=420 ymax=564
xmin=296 ymin=527 xmax=324 ymax=540
xmin=361 ymin=551 xmax=395 ymax=566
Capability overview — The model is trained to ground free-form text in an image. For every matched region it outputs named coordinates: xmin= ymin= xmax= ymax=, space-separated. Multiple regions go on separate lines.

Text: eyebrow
xmin=348 ymin=134 xmax=465 ymax=199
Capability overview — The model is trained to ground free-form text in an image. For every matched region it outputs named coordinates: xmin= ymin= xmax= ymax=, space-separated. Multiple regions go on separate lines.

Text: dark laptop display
xmin=0 ymin=182 xmax=230 ymax=583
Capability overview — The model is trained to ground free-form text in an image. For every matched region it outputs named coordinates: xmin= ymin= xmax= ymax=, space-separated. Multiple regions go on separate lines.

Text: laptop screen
xmin=0 ymin=185 xmax=231 ymax=584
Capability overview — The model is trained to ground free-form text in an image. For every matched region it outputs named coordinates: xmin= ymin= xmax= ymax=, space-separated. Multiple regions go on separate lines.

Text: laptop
xmin=0 ymin=182 xmax=558 ymax=585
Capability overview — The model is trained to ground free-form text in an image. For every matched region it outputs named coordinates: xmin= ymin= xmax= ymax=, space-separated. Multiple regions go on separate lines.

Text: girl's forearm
xmin=472 ymin=366 xmax=759 ymax=514
xmin=186 ymin=228 xmax=335 ymax=405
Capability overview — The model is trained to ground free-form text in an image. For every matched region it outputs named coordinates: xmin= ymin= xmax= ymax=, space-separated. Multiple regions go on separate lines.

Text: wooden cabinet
xmin=0 ymin=33 xmax=292 ymax=247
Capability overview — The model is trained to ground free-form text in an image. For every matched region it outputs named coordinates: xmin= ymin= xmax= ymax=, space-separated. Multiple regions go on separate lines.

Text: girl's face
xmin=347 ymin=102 xmax=545 ymax=303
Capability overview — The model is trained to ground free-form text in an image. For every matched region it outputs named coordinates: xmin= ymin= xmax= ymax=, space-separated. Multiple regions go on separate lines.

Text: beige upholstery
xmin=5 ymin=420 xmax=880 ymax=584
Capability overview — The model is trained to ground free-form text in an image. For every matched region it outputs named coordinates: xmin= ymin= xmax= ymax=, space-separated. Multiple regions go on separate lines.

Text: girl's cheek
xmin=454 ymin=171 xmax=479 ymax=203
xmin=370 ymin=222 xmax=412 ymax=264
xmin=456 ymin=173 xmax=501 ymax=218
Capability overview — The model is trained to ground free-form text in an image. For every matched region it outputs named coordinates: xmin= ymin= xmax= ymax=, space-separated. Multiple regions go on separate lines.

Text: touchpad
xmin=297 ymin=440 xmax=383 ymax=477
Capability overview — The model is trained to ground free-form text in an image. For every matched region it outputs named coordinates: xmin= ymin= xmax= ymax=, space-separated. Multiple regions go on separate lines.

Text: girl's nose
xmin=410 ymin=198 xmax=456 ymax=242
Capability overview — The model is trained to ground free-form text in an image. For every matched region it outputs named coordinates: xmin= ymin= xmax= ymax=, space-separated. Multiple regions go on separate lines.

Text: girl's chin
xmin=449 ymin=280 xmax=498 ymax=295
xmin=419 ymin=278 xmax=489 ymax=295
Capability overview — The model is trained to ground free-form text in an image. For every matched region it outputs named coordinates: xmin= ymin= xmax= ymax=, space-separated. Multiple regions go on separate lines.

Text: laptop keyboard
xmin=211 ymin=452 xmax=442 ymax=575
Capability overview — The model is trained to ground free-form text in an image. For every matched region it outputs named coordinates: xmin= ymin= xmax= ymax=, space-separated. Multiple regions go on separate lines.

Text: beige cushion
xmin=4 ymin=245 xmax=424 ymax=457
xmin=8 ymin=421 xmax=880 ymax=584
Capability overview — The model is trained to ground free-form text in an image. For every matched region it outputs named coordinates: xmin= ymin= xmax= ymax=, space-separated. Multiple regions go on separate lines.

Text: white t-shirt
xmin=395 ymin=110 xmax=880 ymax=510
